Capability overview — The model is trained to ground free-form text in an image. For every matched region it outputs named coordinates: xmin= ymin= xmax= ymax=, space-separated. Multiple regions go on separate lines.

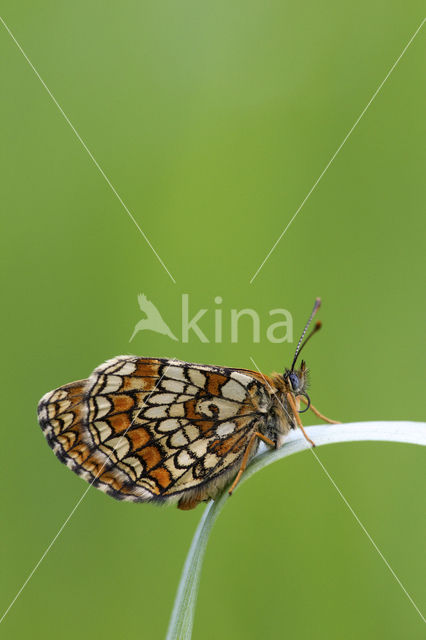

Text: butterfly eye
xmin=288 ymin=373 xmax=299 ymax=391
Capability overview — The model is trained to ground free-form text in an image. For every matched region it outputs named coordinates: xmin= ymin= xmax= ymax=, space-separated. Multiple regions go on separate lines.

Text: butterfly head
xmin=283 ymin=360 xmax=311 ymax=411
xmin=284 ymin=360 xmax=308 ymax=393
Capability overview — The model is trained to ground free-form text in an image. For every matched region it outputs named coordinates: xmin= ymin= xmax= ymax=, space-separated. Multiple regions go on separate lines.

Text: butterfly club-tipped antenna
xmin=290 ymin=297 xmax=322 ymax=372
xmin=283 ymin=298 xmax=322 ymax=448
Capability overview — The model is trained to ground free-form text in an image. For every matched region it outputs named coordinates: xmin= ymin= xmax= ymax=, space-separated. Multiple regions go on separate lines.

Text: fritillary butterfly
xmin=37 ymin=299 xmax=338 ymax=509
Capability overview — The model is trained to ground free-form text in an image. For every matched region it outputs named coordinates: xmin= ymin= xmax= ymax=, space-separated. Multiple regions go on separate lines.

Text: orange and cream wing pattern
xmin=37 ymin=379 xmax=137 ymax=500
xmin=38 ymin=357 xmax=276 ymax=507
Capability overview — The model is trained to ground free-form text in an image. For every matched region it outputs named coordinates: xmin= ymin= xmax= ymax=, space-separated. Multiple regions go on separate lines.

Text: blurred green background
xmin=1 ymin=2 xmax=425 ymax=638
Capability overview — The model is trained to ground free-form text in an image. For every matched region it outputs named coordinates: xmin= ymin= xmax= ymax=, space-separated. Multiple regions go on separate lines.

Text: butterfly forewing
xmin=38 ymin=357 xmax=275 ymax=506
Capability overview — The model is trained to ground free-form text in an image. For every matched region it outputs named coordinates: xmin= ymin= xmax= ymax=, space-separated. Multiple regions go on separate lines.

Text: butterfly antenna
xmin=291 ymin=298 xmax=322 ymax=371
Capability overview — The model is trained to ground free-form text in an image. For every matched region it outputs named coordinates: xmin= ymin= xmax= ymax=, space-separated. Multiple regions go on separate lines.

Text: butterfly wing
xmin=38 ymin=379 xmax=138 ymax=499
xmin=38 ymin=356 xmax=276 ymax=507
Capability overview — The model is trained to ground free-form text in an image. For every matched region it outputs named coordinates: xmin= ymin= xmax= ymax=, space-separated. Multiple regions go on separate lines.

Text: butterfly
xmin=37 ymin=298 xmax=338 ymax=510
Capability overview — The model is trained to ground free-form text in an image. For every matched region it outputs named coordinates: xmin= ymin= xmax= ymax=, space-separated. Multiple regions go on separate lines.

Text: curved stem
xmin=166 ymin=421 xmax=426 ymax=640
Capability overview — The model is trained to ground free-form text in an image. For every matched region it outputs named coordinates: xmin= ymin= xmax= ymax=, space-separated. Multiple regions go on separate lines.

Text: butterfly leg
xmin=228 ymin=432 xmax=275 ymax=496
xmin=286 ymin=393 xmax=316 ymax=447
xmin=299 ymin=396 xmax=340 ymax=424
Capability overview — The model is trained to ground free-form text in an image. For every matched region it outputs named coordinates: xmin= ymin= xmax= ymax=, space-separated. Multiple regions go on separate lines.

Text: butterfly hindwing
xmin=38 ymin=356 xmax=276 ymax=506
xmin=38 ymin=380 xmax=138 ymax=500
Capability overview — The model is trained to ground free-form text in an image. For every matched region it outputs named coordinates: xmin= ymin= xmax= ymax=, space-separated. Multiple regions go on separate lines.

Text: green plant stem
xmin=166 ymin=421 xmax=426 ymax=640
